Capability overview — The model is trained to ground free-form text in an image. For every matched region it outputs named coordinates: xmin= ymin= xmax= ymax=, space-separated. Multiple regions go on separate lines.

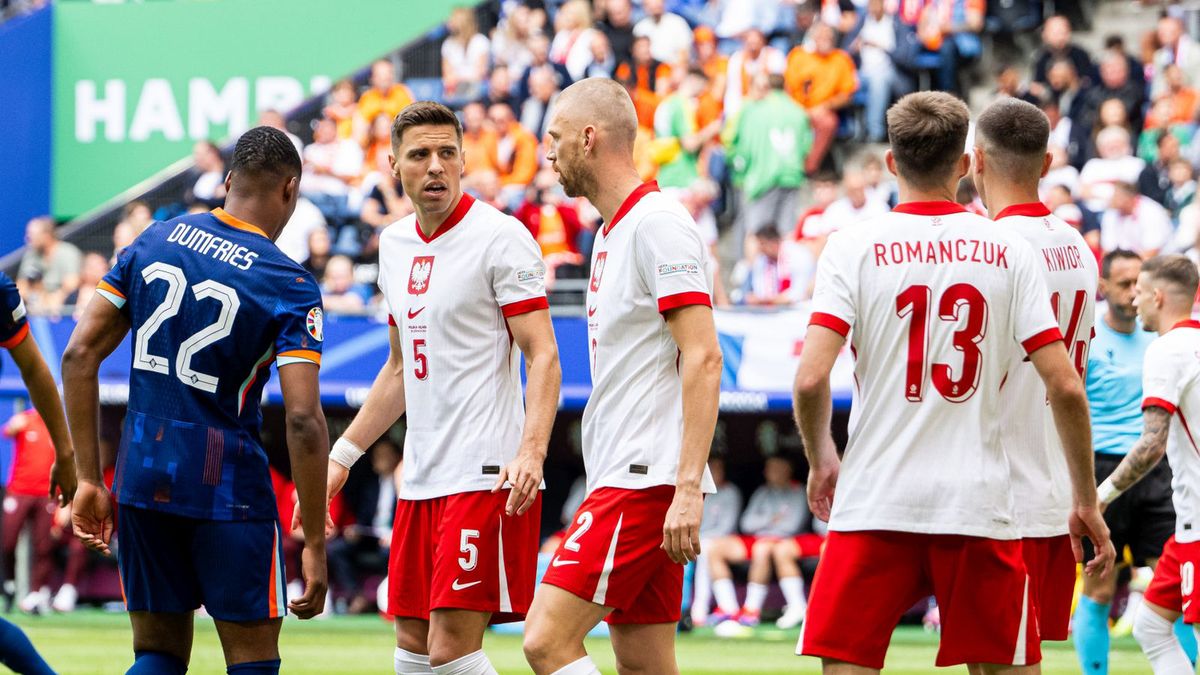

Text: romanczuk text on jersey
xmin=97 ymin=209 xmax=323 ymax=521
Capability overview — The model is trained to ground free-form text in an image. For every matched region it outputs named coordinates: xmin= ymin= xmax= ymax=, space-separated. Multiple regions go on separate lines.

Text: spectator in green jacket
xmin=653 ymin=68 xmax=723 ymax=190
xmin=723 ymin=73 xmax=812 ymax=260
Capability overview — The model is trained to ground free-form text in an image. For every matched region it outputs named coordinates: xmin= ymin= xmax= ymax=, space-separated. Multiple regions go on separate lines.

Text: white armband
xmin=1097 ymin=477 xmax=1124 ymax=505
xmin=330 ymin=437 xmax=365 ymax=469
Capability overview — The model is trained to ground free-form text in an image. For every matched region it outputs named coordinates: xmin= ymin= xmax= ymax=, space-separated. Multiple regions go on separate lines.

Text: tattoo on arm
xmin=1109 ymin=406 xmax=1172 ymax=492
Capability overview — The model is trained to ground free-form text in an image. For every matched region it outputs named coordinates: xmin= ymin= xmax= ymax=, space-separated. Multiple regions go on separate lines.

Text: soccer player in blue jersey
xmin=1074 ymin=249 xmax=1197 ymax=674
xmin=62 ymin=126 xmax=330 ymax=675
xmin=0 ymin=269 xmax=77 ymax=675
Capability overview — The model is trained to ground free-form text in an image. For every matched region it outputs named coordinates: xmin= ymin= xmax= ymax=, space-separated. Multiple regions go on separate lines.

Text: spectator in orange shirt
xmin=3 ymin=409 xmax=58 ymax=614
xmin=355 ymin=60 xmax=414 ymax=145
xmin=615 ymin=35 xmax=672 ymax=128
xmin=514 ymin=171 xmax=585 ymax=280
xmin=784 ymin=23 xmax=858 ymax=174
xmin=724 ymin=28 xmax=786 ymax=118
xmin=693 ymin=26 xmax=728 ymax=129
xmin=324 ymin=79 xmax=360 ymax=141
xmin=461 ymin=101 xmax=499 ymax=177
xmin=488 ymin=102 xmax=539 ymax=207
xmin=1145 ymin=64 xmax=1200 ymax=128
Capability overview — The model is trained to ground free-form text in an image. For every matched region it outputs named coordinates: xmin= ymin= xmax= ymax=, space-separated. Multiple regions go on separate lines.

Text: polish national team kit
xmin=796 ymin=201 xmax=1063 ymax=668
xmin=1138 ymin=320 xmax=1200 ymax=623
xmin=994 ymin=203 xmax=1097 ymax=641
xmin=377 ymin=193 xmax=549 ymax=623
xmin=541 ymin=181 xmax=716 ymax=624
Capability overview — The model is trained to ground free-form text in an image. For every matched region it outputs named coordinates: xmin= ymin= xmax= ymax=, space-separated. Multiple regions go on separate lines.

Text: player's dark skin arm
xmin=493 ymin=309 xmax=560 ymax=516
xmin=1102 ymin=406 xmax=1171 ymax=494
xmin=277 ymin=362 xmax=330 ymax=619
xmin=792 ymin=325 xmax=843 ymax=523
xmin=9 ymin=333 xmax=77 ymax=505
xmin=61 ymin=296 xmax=131 ymax=555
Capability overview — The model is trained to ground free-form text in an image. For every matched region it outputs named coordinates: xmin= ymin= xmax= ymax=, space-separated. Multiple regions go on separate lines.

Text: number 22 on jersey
xmin=132 ymin=262 xmax=240 ymax=393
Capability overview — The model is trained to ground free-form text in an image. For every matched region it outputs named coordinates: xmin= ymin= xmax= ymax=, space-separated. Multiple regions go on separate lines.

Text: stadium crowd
xmin=7 ymin=0 xmax=1200 ymax=656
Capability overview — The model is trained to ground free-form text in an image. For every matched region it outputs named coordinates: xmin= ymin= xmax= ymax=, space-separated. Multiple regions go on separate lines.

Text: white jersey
xmin=583 ymin=182 xmax=717 ymax=495
xmin=1141 ymin=321 xmax=1200 ymax=543
xmin=378 ymin=194 xmax=548 ymax=500
xmin=810 ymin=201 xmax=1061 ymax=538
xmin=995 ymin=203 xmax=1098 ymax=538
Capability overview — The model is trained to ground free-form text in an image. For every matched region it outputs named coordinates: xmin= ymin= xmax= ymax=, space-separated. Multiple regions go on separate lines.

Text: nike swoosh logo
xmin=551 ymin=557 xmax=579 ymax=567
xmin=451 ymin=579 xmax=482 ymax=591
xmin=587 ymin=306 xmax=597 ymax=317
xmin=407 ymin=307 xmax=425 ymax=319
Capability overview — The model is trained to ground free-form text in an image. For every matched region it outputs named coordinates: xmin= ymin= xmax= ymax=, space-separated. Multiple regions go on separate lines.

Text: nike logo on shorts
xmin=551 ymin=557 xmax=579 ymax=567
xmin=451 ymin=579 xmax=482 ymax=591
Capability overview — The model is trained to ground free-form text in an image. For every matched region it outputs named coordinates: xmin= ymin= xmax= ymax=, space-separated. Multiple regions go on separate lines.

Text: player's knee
xmin=750 ymin=540 xmax=774 ymax=560
xmin=395 ymin=627 xmax=427 ymax=655
xmin=522 ymin=621 xmax=559 ymax=670
xmin=1132 ymin=606 xmax=1175 ymax=651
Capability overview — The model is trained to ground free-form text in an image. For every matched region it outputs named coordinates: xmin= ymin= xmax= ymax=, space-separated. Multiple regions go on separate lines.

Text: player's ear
xmin=1040 ymin=151 xmax=1053 ymax=178
xmin=224 ymin=171 xmax=233 ymax=194
xmin=283 ymin=176 xmax=298 ymax=204
xmin=971 ymin=146 xmax=985 ymax=175
xmin=956 ymin=153 xmax=971 ymax=179
xmin=884 ymin=150 xmax=898 ymax=177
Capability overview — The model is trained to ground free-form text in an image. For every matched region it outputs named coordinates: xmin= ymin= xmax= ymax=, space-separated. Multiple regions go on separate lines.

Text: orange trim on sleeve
xmin=276 ymin=349 xmax=321 ymax=365
xmin=0 ymin=323 xmax=29 ymax=350
xmin=97 ymin=280 xmax=125 ymax=299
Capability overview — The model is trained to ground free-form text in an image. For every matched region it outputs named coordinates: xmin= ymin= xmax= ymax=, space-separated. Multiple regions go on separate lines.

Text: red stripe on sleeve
xmin=1021 ymin=327 xmax=1064 ymax=355
xmin=1143 ymin=397 xmax=1178 ymax=415
xmin=387 ymin=314 xmax=397 ymax=327
xmin=657 ymin=291 xmax=713 ymax=313
xmin=809 ymin=312 xmax=851 ymax=337
xmin=501 ymin=296 xmax=550 ymax=318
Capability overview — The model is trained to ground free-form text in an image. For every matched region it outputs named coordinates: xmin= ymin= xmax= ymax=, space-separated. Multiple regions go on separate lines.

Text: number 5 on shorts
xmin=459 ymin=529 xmax=479 ymax=571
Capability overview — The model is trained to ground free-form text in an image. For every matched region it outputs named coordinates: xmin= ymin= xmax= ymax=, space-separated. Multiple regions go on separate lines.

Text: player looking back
xmin=1094 ymin=255 xmax=1200 ymax=673
xmin=316 ymin=101 xmax=561 ymax=675
xmin=523 ymin=77 xmax=723 ymax=675
xmin=973 ymin=97 xmax=1099 ymax=644
xmin=793 ymin=91 xmax=1114 ymax=673
xmin=63 ymin=126 xmax=330 ymax=675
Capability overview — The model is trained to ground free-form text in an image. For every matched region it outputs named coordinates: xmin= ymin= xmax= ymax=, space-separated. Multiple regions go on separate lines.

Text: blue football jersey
xmin=0 ymin=272 xmax=29 ymax=354
xmin=99 ymin=209 xmax=323 ymax=520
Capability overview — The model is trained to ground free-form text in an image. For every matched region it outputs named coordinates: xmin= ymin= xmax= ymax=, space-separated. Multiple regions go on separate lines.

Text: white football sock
xmin=691 ymin=551 xmax=713 ymax=622
xmin=550 ymin=655 xmax=601 ymax=675
xmin=744 ymin=582 xmax=769 ymax=612
xmin=1133 ymin=607 xmax=1193 ymax=674
xmin=430 ymin=650 xmax=497 ymax=675
xmin=395 ymin=648 xmax=434 ymax=675
xmin=712 ymin=578 xmax=739 ymax=614
xmin=779 ymin=576 xmax=807 ymax=609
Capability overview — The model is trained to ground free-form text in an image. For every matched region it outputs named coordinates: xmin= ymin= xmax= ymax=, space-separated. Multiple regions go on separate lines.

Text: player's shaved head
xmin=975 ymin=98 xmax=1051 ymax=183
xmin=554 ymin=77 xmax=638 ymax=152
xmin=886 ymin=92 xmax=970 ymax=190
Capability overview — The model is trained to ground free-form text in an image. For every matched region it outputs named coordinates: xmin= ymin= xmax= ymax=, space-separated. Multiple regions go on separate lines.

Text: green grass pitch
xmin=8 ymin=610 xmax=1154 ymax=673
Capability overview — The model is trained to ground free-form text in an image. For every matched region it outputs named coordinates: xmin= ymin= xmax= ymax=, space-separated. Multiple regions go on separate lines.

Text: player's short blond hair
xmin=1142 ymin=254 xmax=1200 ymax=300
xmin=886 ymin=92 xmax=970 ymax=189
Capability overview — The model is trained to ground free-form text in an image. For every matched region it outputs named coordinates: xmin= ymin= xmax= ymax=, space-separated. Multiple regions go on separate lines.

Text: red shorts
xmin=1144 ymin=535 xmax=1200 ymax=624
xmin=738 ymin=534 xmax=824 ymax=558
xmin=1022 ymin=535 xmax=1075 ymax=641
xmin=541 ymin=484 xmax=682 ymax=625
xmin=387 ymin=490 xmax=541 ymax=624
xmin=798 ymin=530 xmax=1039 ymax=669
xmin=738 ymin=535 xmax=781 ymax=557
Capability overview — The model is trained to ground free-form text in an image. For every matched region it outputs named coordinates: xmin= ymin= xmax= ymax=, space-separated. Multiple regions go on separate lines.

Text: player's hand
xmin=1070 ymin=504 xmax=1115 ymax=579
xmin=71 ymin=479 xmax=113 ymax=556
xmin=50 ymin=456 xmax=78 ymax=507
xmin=288 ymin=545 xmax=328 ymax=619
xmin=661 ymin=485 xmax=703 ymax=564
xmin=806 ymin=460 xmax=839 ymax=523
xmin=493 ymin=450 xmax=543 ymax=517
xmin=290 ymin=501 xmax=335 ymax=539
